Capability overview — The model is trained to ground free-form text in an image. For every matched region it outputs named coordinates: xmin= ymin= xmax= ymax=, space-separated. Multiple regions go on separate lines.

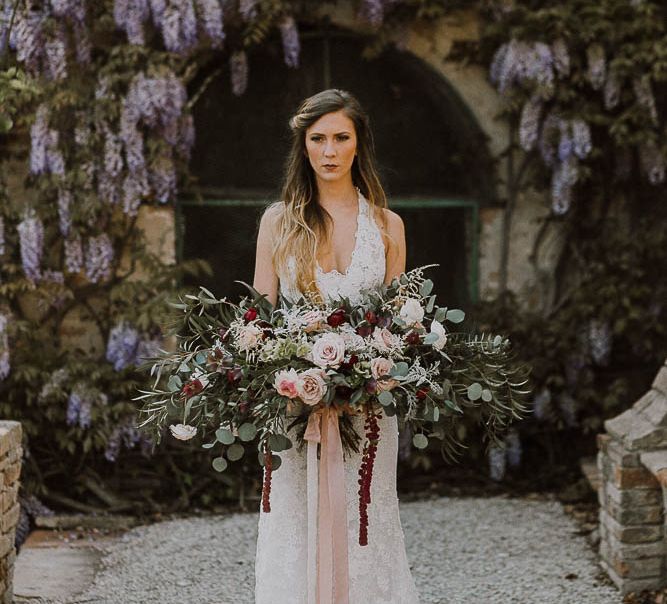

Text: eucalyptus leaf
xmin=420 ymin=279 xmax=433 ymax=296
xmin=467 ymin=383 xmax=483 ymax=401
xmin=481 ymin=388 xmax=493 ymax=402
xmin=434 ymin=307 xmax=447 ymax=322
xmin=216 ymin=428 xmax=235 ymax=445
xmin=426 ymin=295 xmax=435 ymax=313
xmin=390 ymin=361 xmax=409 ymax=377
xmin=413 ymin=433 xmax=429 ymax=449
xmin=238 ymin=423 xmax=257 ymax=441
xmin=212 ymin=457 xmax=228 ymax=472
xmin=423 ymin=332 xmax=439 ymax=345
xmin=202 ymin=442 xmax=215 ymax=449
xmin=227 ymin=443 xmax=245 ymax=461
xmin=446 ymin=309 xmax=465 ymax=323
xmin=377 ymin=391 xmax=394 ymax=406
xmin=350 ymin=388 xmax=363 ymax=405
xmin=195 ymin=351 xmax=207 ymax=364
xmin=167 ymin=375 xmax=183 ymax=392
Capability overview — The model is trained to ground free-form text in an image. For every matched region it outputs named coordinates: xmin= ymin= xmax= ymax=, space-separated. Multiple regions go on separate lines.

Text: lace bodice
xmin=278 ymin=186 xmax=386 ymax=306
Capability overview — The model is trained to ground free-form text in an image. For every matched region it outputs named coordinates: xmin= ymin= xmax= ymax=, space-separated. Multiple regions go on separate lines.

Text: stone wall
xmin=597 ymin=358 xmax=667 ymax=594
xmin=0 ymin=421 xmax=22 ymax=604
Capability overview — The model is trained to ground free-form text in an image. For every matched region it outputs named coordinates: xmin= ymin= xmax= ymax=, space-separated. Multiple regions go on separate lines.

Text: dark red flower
xmin=181 ymin=378 xmax=204 ymax=399
xmin=356 ymin=325 xmax=372 ymax=338
xmin=336 ymin=385 xmax=353 ymax=400
xmin=339 ymin=354 xmax=359 ymax=372
xmin=226 ymin=366 xmax=243 ymax=384
xmin=327 ymin=307 xmax=347 ymax=327
xmin=364 ymin=310 xmax=377 ymax=325
xmin=365 ymin=378 xmax=377 ymax=394
xmin=376 ymin=315 xmax=392 ymax=328
xmin=243 ymin=307 xmax=258 ymax=322
xmin=405 ymin=331 xmax=421 ymax=346
xmin=218 ymin=327 xmax=229 ymax=339
xmin=416 ymin=387 xmax=429 ymax=400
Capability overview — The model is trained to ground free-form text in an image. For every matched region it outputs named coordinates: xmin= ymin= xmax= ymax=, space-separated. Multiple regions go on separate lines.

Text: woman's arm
xmin=383 ymin=208 xmax=406 ymax=285
xmin=252 ymin=205 xmax=281 ymax=307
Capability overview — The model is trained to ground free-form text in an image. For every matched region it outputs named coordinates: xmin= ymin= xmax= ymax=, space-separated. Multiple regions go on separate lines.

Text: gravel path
xmin=46 ymin=495 xmax=622 ymax=604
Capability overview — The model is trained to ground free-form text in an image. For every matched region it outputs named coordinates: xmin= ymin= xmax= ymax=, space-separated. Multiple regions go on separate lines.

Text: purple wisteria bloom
xmin=57 ymin=187 xmax=72 ymax=236
xmin=17 ymin=208 xmax=44 ymax=282
xmin=30 ymin=104 xmax=49 ymax=174
xmin=0 ymin=216 xmax=4 ymax=255
xmin=149 ymin=0 xmax=166 ymax=27
xmin=557 ymin=119 xmax=573 ymax=161
xmin=13 ymin=5 xmax=46 ymax=73
xmin=519 ymin=94 xmax=542 ymax=151
xmin=114 ymin=0 xmax=150 ymax=45
xmin=106 ymin=320 xmax=140 ymax=371
xmin=238 ymin=0 xmax=257 ymax=21
xmin=588 ymin=318 xmax=612 ymax=366
xmin=84 ymin=233 xmax=114 ymax=283
xmin=586 ymin=43 xmax=606 ymax=91
xmin=161 ymin=0 xmax=198 ymax=54
xmin=45 ymin=129 xmax=65 ymax=175
xmin=358 ymin=0 xmax=384 ymax=27
xmin=64 ymin=233 xmax=83 ymax=273
xmin=571 ymin=118 xmax=592 ymax=159
xmin=0 ymin=313 xmax=9 ymax=380
xmin=44 ymin=25 xmax=68 ymax=81
xmin=532 ymin=387 xmax=552 ymax=421
xmin=230 ymin=49 xmax=248 ymax=96
xmin=105 ymin=426 xmax=122 ymax=461
xmin=104 ymin=128 xmax=124 ymax=178
xmin=279 ymin=15 xmax=299 ymax=68
xmin=488 ymin=444 xmax=507 ymax=481
xmin=66 ymin=384 xmax=108 ymax=428
xmin=551 ymin=156 xmax=578 ymax=215
xmin=195 ymin=0 xmax=224 ymax=47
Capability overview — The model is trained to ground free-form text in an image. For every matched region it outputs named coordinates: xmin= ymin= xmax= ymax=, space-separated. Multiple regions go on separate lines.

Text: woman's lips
xmin=323 ymin=165 xmax=338 ymax=170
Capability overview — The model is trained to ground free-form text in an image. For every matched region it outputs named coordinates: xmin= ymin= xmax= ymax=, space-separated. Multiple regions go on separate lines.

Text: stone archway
xmin=180 ymin=14 xmax=502 ymax=306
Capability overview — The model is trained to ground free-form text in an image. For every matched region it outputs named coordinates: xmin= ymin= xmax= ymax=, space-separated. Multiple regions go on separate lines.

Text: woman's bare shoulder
xmin=259 ymin=201 xmax=285 ymax=233
xmin=381 ymin=206 xmax=405 ymax=234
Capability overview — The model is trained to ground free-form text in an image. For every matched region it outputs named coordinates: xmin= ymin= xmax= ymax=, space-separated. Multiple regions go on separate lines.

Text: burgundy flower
xmin=364 ymin=310 xmax=378 ymax=325
xmin=405 ymin=331 xmax=421 ymax=346
xmin=243 ymin=307 xmax=258 ymax=322
xmin=356 ymin=325 xmax=372 ymax=338
xmin=181 ymin=378 xmax=203 ymax=399
xmin=327 ymin=307 xmax=347 ymax=327
xmin=226 ymin=365 xmax=243 ymax=384
xmin=339 ymin=354 xmax=358 ymax=372
xmin=416 ymin=387 xmax=429 ymax=400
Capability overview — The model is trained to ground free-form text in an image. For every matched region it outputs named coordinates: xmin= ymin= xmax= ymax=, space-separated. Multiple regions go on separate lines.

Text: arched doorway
xmin=178 ymin=21 xmax=495 ymax=307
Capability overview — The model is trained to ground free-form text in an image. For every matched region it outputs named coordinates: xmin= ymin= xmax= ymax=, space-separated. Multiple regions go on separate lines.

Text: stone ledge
xmin=640 ymin=451 xmax=667 ymax=488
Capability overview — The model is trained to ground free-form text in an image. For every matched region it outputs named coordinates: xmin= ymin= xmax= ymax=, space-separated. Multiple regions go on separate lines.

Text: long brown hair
xmin=268 ymin=88 xmax=392 ymax=303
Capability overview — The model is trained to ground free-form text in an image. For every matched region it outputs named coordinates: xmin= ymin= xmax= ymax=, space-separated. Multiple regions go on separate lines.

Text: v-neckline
xmin=316 ymin=187 xmax=363 ymax=277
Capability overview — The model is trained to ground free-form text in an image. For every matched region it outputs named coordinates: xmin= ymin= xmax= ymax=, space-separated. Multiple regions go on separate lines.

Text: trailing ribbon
xmin=304 ymin=405 xmax=350 ymax=604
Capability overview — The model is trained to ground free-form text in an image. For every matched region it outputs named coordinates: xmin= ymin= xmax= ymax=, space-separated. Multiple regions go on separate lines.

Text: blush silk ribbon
xmin=304 ymin=405 xmax=350 ymax=604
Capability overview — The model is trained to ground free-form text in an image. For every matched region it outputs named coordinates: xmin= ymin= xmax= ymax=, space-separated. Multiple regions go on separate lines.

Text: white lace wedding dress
xmin=254 ymin=187 xmax=420 ymax=604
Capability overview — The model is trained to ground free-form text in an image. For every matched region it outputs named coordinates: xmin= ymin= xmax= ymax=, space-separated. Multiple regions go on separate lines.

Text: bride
xmin=252 ymin=88 xmax=420 ymax=604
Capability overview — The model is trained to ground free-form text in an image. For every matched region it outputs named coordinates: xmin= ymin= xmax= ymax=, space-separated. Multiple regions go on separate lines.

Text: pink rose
xmin=370 ymin=357 xmax=399 ymax=391
xmin=371 ymin=326 xmax=401 ymax=354
xmin=296 ymin=368 xmax=328 ymax=406
xmin=274 ymin=368 xmax=299 ymax=399
xmin=311 ymin=332 xmax=346 ymax=368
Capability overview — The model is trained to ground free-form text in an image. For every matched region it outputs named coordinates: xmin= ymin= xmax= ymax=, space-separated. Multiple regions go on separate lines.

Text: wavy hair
xmin=268 ymin=88 xmax=392 ymax=303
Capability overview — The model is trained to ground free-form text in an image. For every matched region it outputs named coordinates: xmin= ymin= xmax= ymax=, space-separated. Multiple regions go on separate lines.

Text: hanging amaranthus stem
xmin=261 ymin=441 xmax=273 ymax=513
xmin=358 ymin=403 xmax=380 ymax=546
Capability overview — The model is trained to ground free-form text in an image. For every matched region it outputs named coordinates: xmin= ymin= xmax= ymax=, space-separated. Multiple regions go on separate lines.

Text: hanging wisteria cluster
xmin=487 ymin=425 xmax=522 ymax=481
xmin=0 ymin=313 xmax=9 ymax=380
xmin=106 ymin=320 xmax=162 ymax=372
xmin=105 ymin=416 xmax=154 ymax=462
xmin=66 ymin=382 xmax=108 ymax=429
xmin=489 ymin=28 xmax=665 ymax=214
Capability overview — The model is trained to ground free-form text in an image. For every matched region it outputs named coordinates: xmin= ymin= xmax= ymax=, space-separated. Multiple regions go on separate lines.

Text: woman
xmin=252 ymin=88 xmax=420 ymax=604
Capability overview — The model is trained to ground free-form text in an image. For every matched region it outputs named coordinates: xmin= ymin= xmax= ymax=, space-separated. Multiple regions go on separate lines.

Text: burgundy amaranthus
xmin=358 ymin=405 xmax=381 ymax=546
xmin=262 ymin=442 xmax=273 ymax=512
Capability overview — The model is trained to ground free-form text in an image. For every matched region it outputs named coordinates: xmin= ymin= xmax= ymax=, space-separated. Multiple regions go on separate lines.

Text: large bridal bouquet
xmin=134 ymin=265 xmax=531 ymax=545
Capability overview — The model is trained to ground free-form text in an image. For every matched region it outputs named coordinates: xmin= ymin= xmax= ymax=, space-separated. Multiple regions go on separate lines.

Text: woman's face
xmin=304 ymin=109 xmax=358 ymax=184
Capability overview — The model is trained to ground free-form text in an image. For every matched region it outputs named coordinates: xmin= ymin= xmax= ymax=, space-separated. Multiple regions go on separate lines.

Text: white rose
xmin=429 ymin=319 xmax=448 ymax=350
xmin=236 ymin=324 xmax=263 ymax=352
xmin=169 ymin=423 xmax=197 ymax=441
xmin=310 ymin=332 xmax=346 ymax=368
xmin=370 ymin=357 xmax=399 ymax=391
xmin=296 ymin=368 xmax=328 ymax=406
xmin=399 ymin=297 xmax=424 ymax=326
